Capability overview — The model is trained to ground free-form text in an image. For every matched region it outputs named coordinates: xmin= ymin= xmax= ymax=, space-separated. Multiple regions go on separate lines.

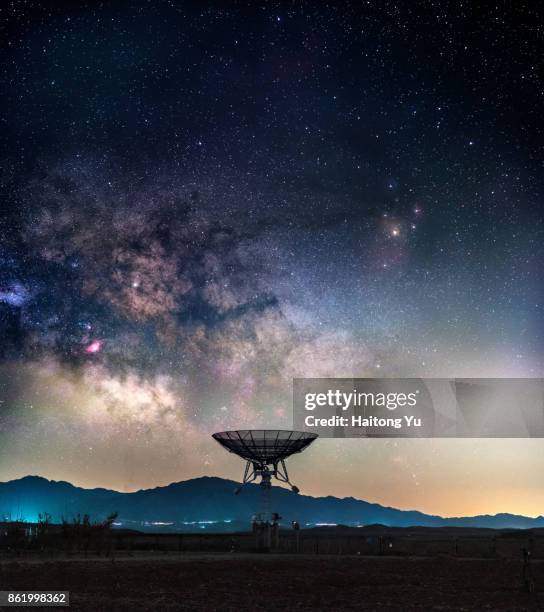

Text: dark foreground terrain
xmin=1 ymin=554 xmax=543 ymax=610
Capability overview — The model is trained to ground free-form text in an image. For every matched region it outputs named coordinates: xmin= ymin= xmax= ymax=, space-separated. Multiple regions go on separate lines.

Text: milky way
xmin=0 ymin=3 xmax=543 ymax=517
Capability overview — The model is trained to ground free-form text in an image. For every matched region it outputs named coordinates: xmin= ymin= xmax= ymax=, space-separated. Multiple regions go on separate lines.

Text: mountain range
xmin=1 ymin=475 xmax=543 ymax=532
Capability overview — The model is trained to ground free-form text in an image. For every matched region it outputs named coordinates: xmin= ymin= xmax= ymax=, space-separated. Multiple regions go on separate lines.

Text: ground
xmin=0 ymin=554 xmax=542 ymax=610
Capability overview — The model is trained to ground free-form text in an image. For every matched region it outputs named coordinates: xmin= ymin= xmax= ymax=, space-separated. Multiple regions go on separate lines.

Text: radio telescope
xmin=212 ymin=430 xmax=317 ymax=532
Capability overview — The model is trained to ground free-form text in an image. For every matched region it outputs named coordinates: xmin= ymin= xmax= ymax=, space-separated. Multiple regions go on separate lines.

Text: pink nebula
xmin=85 ymin=340 xmax=102 ymax=354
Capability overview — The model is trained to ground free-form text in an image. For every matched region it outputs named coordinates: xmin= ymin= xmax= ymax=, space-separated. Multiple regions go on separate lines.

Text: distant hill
xmin=1 ymin=475 xmax=543 ymax=532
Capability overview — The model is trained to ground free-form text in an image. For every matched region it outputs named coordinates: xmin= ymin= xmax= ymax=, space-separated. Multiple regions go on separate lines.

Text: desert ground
xmin=0 ymin=553 xmax=543 ymax=611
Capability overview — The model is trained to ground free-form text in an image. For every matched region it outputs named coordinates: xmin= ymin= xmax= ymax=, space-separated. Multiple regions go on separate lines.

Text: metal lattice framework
xmin=212 ymin=430 xmax=317 ymax=464
xmin=212 ymin=430 xmax=318 ymax=523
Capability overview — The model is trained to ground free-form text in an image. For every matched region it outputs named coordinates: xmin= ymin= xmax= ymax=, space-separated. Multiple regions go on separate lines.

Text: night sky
xmin=1 ymin=2 xmax=543 ymax=517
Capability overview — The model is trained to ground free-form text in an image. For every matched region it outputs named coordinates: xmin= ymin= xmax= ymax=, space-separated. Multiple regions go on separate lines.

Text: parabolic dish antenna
xmin=212 ymin=429 xmax=317 ymax=466
xmin=212 ymin=430 xmax=318 ymax=525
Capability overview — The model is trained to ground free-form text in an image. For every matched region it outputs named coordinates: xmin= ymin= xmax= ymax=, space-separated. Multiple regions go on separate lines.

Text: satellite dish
xmin=212 ymin=430 xmax=318 ymax=525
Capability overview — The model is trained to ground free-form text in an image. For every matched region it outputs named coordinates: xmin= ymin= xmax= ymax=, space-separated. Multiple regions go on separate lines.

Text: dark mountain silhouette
xmin=1 ymin=475 xmax=543 ymax=532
